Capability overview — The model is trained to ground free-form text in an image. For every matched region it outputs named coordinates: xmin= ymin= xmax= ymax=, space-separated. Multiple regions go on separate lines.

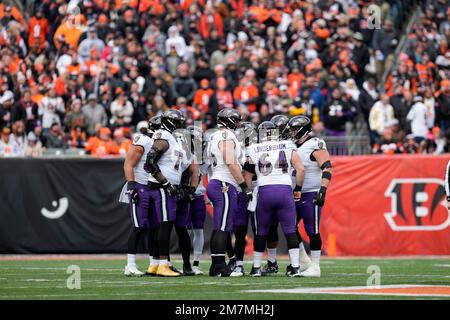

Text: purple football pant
xmin=129 ymin=183 xmax=158 ymax=228
xmin=254 ymin=185 xmax=297 ymax=236
xmin=148 ymin=187 xmax=177 ymax=224
xmin=190 ymin=195 xmax=207 ymax=229
xmin=206 ymin=179 xmax=237 ymax=232
xmin=175 ymin=195 xmax=206 ymax=229
xmin=296 ymin=191 xmax=321 ymax=235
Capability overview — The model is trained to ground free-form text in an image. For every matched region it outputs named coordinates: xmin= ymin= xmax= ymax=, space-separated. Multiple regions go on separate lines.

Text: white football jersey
xmin=132 ymin=134 xmax=154 ymax=185
xmin=247 ymin=139 xmax=296 ymax=187
xmin=208 ymin=129 xmax=242 ymax=188
xmin=296 ymin=137 xmax=327 ymax=192
xmin=195 ymin=163 xmax=209 ymax=195
xmin=148 ymin=129 xmax=189 ymax=185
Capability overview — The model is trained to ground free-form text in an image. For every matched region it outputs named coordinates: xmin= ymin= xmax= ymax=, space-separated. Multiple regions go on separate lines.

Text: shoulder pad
xmin=132 ymin=134 xmax=152 ymax=147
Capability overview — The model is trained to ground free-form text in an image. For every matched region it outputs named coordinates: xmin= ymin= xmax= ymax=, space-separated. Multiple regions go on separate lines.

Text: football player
xmin=230 ymin=121 xmax=258 ymax=277
xmin=244 ymin=121 xmax=305 ymax=277
xmin=288 ymin=116 xmax=332 ymax=277
xmin=206 ymin=108 xmax=252 ymax=277
xmin=144 ymin=110 xmax=195 ymax=277
xmin=263 ymin=115 xmax=312 ymax=275
xmin=121 ymin=115 xmax=161 ymax=276
xmin=173 ymin=127 xmax=200 ymax=276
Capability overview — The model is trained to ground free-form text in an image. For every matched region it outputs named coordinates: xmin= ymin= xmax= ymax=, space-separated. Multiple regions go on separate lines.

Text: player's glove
xmin=162 ymin=181 xmax=179 ymax=198
xmin=182 ymin=185 xmax=196 ymax=202
xmin=126 ymin=181 xmax=139 ymax=203
xmin=240 ymin=182 xmax=253 ymax=202
xmin=313 ymin=186 xmax=327 ymax=207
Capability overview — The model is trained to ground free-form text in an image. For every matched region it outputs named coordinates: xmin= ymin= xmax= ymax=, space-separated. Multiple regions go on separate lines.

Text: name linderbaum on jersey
xmin=244 ymin=121 xmax=305 ymax=277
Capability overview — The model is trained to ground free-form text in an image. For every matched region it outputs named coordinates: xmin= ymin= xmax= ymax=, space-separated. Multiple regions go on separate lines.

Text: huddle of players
xmin=122 ymin=107 xmax=332 ymax=277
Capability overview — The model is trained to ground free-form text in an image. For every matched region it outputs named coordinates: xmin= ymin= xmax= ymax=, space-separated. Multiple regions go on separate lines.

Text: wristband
xmin=319 ymin=186 xmax=327 ymax=194
xmin=294 ymin=185 xmax=302 ymax=192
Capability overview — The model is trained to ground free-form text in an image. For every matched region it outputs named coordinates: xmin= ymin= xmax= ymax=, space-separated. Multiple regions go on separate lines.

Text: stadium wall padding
xmin=0 ymin=155 xmax=449 ymax=255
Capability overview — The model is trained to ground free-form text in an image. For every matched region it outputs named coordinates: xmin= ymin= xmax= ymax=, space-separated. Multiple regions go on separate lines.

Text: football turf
xmin=1 ymin=258 xmax=450 ymax=300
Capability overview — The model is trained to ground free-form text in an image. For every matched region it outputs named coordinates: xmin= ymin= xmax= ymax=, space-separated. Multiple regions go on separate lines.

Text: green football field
xmin=1 ymin=257 xmax=450 ymax=300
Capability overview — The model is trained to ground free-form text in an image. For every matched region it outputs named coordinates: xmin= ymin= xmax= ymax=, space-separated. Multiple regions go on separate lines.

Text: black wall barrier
xmin=0 ymin=158 xmax=214 ymax=254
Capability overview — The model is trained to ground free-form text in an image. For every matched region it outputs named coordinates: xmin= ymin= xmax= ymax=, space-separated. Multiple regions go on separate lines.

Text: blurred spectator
xmin=110 ymin=91 xmax=133 ymax=127
xmin=113 ymin=128 xmax=131 ymax=156
xmin=38 ymin=86 xmax=65 ymax=130
xmin=0 ymin=90 xmax=14 ymax=129
xmin=78 ymin=27 xmax=105 ymax=62
xmin=172 ymin=63 xmax=197 ymax=103
xmin=322 ymin=89 xmax=352 ymax=137
xmin=44 ymin=123 xmax=66 ymax=149
xmin=85 ymin=127 xmax=116 ymax=156
xmin=9 ymin=120 xmax=26 ymax=156
xmin=25 ymin=132 xmax=43 ymax=157
xmin=65 ymin=99 xmax=86 ymax=132
xmin=82 ymin=94 xmax=108 ymax=135
xmin=373 ymin=128 xmax=404 ymax=155
xmin=406 ymin=96 xmax=434 ymax=143
xmin=372 ymin=20 xmax=398 ymax=82
xmin=193 ymin=79 xmax=213 ymax=114
xmin=369 ymin=94 xmax=395 ymax=137
xmin=14 ymin=90 xmax=39 ymax=132
xmin=70 ymin=126 xmax=87 ymax=149
xmin=209 ymin=77 xmax=233 ymax=116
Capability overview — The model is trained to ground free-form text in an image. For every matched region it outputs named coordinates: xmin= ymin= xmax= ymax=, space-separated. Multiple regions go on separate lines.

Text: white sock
xmin=193 ymin=229 xmax=204 ymax=261
xmin=127 ymin=254 xmax=136 ymax=267
xmin=160 ymin=259 xmax=168 ymax=265
xmin=236 ymin=260 xmax=244 ymax=267
xmin=151 ymin=259 xmax=159 ymax=266
xmin=311 ymin=250 xmax=321 ymax=266
xmin=267 ymin=248 xmax=277 ymax=263
xmin=299 ymin=243 xmax=310 ymax=263
xmin=148 ymin=256 xmax=153 ymax=266
xmin=253 ymin=251 xmax=263 ymax=268
xmin=168 ymin=260 xmax=173 ymax=267
xmin=288 ymin=248 xmax=300 ymax=268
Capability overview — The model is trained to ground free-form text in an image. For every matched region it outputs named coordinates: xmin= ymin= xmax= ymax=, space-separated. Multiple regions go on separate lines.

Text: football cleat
xmin=300 ymin=254 xmax=312 ymax=272
xmin=145 ymin=264 xmax=158 ymax=276
xmin=182 ymin=264 xmax=195 ymax=276
xmin=249 ymin=266 xmax=264 ymax=277
xmin=288 ymin=266 xmax=301 ymax=277
xmin=285 ymin=264 xmax=293 ymax=276
xmin=263 ymin=260 xmax=279 ymax=275
xmin=300 ymin=264 xmax=321 ymax=278
xmin=209 ymin=263 xmax=232 ymax=277
xmin=230 ymin=265 xmax=245 ymax=277
xmin=227 ymin=257 xmax=237 ymax=272
xmin=124 ymin=265 xmax=144 ymax=277
xmin=192 ymin=266 xmax=204 ymax=275
xmin=156 ymin=263 xmax=181 ymax=277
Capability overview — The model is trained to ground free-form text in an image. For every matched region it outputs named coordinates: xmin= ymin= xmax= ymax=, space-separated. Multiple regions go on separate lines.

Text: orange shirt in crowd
xmin=288 ymin=73 xmax=303 ymax=92
xmin=233 ymin=85 xmax=258 ymax=112
xmin=416 ymin=62 xmax=435 ymax=82
xmin=193 ymin=88 xmax=213 ymax=113
xmin=53 ymin=17 xmax=86 ymax=50
xmin=198 ymin=13 xmax=224 ymax=38
xmin=0 ymin=4 xmax=24 ymax=26
xmin=28 ymin=17 xmax=50 ymax=49
xmin=115 ymin=139 xmax=132 ymax=156
xmin=85 ymin=137 xmax=117 ymax=156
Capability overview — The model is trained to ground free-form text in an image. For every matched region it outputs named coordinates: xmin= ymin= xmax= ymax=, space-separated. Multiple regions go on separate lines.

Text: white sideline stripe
xmin=434 ymin=264 xmax=450 ymax=268
xmin=244 ymin=284 xmax=450 ymax=297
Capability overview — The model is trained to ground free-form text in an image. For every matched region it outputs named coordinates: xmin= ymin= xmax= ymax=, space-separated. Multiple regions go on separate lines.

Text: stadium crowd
xmin=0 ymin=0 xmax=448 ymax=157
